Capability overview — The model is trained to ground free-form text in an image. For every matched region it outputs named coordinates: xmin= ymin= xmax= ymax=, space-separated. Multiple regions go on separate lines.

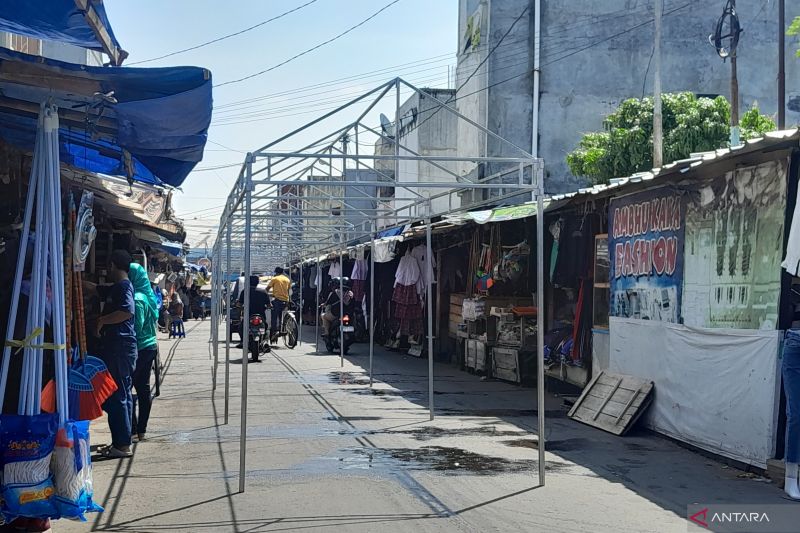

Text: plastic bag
xmin=0 ymin=413 xmax=58 ymax=520
xmin=52 ymin=421 xmax=102 ymax=520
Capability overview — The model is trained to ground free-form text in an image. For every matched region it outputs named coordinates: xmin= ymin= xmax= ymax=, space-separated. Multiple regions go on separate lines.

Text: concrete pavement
xmin=58 ymin=320 xmax=796 ymax=532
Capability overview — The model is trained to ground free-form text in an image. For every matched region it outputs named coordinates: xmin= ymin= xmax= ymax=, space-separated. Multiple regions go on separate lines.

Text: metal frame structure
xmin=208 ymin=78 xmax=546 ymax=493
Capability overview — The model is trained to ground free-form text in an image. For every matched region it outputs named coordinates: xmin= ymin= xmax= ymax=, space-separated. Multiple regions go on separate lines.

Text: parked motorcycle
xmin=248 ymin=314 xmax=271 ymax=362
xmin=324 ymin=314 xmax=355 ymax=355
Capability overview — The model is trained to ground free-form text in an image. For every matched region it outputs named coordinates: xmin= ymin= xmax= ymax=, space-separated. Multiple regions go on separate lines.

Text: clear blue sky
xmin=105 ymin=0 xmax=458 ymax=247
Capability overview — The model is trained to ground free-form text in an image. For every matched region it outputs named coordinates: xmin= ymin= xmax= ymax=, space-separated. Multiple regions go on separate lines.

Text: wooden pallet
xmin=567 ymin=370 xmax=654 ymax=436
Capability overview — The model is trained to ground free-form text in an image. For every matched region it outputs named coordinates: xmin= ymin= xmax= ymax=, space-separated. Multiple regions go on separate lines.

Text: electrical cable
xmin=711 ymin=0 xmax=741 ymax=59
xmin=215 ymin=0 xmax=404 ymax=88
xmin=401 ymin=1 xmax=692 ymax=143
xmin=127 ymin=0 xmax=321 ymax=65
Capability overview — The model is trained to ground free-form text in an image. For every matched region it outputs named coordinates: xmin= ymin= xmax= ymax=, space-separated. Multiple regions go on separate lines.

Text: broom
xmin=76 ymin=269 xmax=116 ymax=408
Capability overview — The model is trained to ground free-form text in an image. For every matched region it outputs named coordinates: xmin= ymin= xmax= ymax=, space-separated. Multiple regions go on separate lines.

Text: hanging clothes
xmin=351 ymin=259 xmax=368 ymax=281
xmin=308 ymin=265 xmax=318 ymax=290
xmin=393 ymin=284 xmax=423 ymax=336
xmin=410 ymin=244 xmax=436 ymax=296
xmin=373 ymin=239 xmax=398 ymax=263
xmin=783 ymin=184 xmax=800 ymax=275
xmin=549 ymin=220 xmax=562 ymax=282
xmin=394 ymin=253 xmax=421 ymax=288
xmin=393 ymin=252 xmax=423 ymax=336
xmin=328 ymin=260 xmax=342 ymax=278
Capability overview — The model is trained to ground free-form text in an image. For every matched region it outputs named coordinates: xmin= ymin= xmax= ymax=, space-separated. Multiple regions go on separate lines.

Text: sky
xmin=104 ymin=0 xmax=459 ymax=249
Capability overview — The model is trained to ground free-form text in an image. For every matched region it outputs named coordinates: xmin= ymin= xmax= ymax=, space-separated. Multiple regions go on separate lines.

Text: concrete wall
xmin=457 ymin=0 xmax=800 ymax=194
xmin=396 ymin=88 xmax=460 ymax=217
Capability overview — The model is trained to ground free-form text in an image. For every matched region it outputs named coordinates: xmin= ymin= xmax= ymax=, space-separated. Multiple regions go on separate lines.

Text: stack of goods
xmin=462 ymin=298 xmax=486 ymax=321
xmin=0 ymin=106 xmax=103 ymax=524
xmin=393 ymin=252 xmax=422 ymax=336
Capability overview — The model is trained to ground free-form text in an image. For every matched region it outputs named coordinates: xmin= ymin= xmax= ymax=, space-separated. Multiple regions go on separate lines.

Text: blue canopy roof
xmin=0 ymin=46 xmax=212 ymax=187
xmin=0 ymin=0 xmax=121 ymax=54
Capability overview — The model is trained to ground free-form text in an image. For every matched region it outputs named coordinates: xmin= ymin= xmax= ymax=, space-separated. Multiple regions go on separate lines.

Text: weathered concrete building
xmin=456 ymin=0 xmax=800 ymax=194
xmin=376 ymin=88 xmax=460 ymax=219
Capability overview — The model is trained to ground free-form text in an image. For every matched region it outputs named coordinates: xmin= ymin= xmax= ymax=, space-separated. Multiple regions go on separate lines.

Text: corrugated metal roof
xmin=549 ymin=128 xmax=800 ymax=203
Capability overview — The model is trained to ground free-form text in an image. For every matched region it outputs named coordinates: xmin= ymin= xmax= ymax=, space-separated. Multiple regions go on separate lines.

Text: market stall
xmin=209 ymin=78 xmax=547 ymax=492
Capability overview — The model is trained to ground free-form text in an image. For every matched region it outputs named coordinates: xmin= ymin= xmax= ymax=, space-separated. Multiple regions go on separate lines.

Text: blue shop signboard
xmin=609 ymin=187 xmax=685 ymax=323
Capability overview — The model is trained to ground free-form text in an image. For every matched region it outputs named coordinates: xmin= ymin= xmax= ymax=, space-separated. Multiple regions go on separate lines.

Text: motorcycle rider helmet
xmin=329 ymin=277 xmax=352 ymax=291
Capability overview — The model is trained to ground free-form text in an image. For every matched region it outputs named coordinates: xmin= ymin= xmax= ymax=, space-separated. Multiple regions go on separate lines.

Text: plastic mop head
xmin=0 ymin=414 xmax=58 ymax=521
xmin=51 ymin=421 xmax=102 ymax=520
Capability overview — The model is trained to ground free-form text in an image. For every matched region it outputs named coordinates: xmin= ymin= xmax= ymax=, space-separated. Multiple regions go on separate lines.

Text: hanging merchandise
xmin=73 ymin=192 xmax=96 ymax=273
xmin=51 ymin=420 xmax=102 ymax=521
xmin=495 ymin=241 xmax=530 ymax=283
xmin=393 ymin=252 xmax=423 ymax=336
xmin=476 ymin=244 xmax=494 ymax=292
xmin=0 ymin=105 xmax=102 ymax=523
xmin=351 ymin=257 xmax=369 ymax=303
xmin=373 ymin=238 xmax=399 ymax=263
xmin=410 ymin=244 xmax=436 ymax=297
xmin=328 ymin=260 xmax=342 ymax=278
xmin=549 ymin=220 xmax=562 ymax=282
xmin=1 ymin=414 xmax=58 ymax=520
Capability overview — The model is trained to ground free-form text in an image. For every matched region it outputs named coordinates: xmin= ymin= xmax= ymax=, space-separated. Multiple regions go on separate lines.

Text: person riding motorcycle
xmin=235 ymin=275 xmax=270 ymax=348
xmin=265 ymin=266 xmax=291 ymax=343
xmin=320 ymin=277 xmax=354 ymax=338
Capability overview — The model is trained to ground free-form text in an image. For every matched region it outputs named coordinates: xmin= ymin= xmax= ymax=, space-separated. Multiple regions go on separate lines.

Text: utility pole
xmin=730 ymin=0 xmax=740 ymax=146
xmin=779 ymin=0 xmax=786 ymax=129
xmin=653 ymin=0 xmax=663 ymax=168
xmin=731 ymin=49 xmax=740 ymax=145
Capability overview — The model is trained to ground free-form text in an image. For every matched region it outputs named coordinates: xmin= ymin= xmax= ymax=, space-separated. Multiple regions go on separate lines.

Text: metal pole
xmin=298 ymin=260 xmax=303 ymax=347
xmin=426 ymin=211 xmax=434 ymax=421
xmin=731 ymin=50 xmax=740 ymax=146
xmin=653 ymin=0 xmax=663 ymax=168
xmin=315 ymin=261 xmax=320 ymax=354
xmin=224 ymin=223 xmax=232 ymax=424
xmin=779 ymin=0 xmax=786 ymax=129
xmin=212 ymin=248 xmax=219 ymax=390
xmin=239 ymin=154 xmax=253 ymax=493
xmin=369 ymin=221 xmax=376 ymax=387
xmin=536 ymin=164 xmax=546 ymax=487
xmin=339 ymin=239 xmax=344 ymax=368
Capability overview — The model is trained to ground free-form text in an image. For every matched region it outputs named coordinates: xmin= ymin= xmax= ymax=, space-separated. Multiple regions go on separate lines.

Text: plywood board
xmin=568 ymin=370 xmax=653 ymax=436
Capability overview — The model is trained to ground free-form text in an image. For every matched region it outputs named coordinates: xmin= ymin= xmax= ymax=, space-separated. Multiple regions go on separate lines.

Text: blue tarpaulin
xmin=0 ymin=46 xmax=212 ymax=187
xmin=377 ymin=226 xmax=405 ymax=238
xmin=0 ymin=0 xmax=121 ymax=53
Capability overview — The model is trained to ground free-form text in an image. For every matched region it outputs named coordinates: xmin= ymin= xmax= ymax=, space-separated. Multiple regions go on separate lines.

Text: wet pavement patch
xmin=329 ymin=371 xmax=370 ymax=385
xmin=504 ymin=437 xmax=589 ymax=451
xmin=504 ymin=438 xmax=539 ymax=449
xmin=316 ymin=446 xmax=564 ymax=476
xmin=391 ymin=426 xmax=530 ymax=441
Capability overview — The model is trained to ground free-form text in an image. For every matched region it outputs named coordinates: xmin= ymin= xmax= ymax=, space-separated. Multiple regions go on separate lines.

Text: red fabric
xmin=392 ymin=284 xmax=419 ymax=306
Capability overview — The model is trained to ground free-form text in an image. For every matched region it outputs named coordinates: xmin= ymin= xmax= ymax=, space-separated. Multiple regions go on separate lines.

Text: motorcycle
xmin=248 ymin=314 xmax=271 ymax=362
xmin=324 ymin=314 xmax=355 ymax=355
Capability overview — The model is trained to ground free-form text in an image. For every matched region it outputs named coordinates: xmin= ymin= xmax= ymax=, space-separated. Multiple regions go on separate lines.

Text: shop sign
xmin=609 ymin=188 xmax=685 ymax=322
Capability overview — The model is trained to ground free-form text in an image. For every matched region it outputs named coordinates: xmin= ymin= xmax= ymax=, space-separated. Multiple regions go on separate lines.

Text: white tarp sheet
xmin=609 ymin=317 xmax=781 ymax=467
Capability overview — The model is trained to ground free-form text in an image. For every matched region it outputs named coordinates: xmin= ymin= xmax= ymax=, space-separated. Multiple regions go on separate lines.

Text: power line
xmin=127 ymin=0 xmax=321 ymax=65
xmin=212 ymin=44 xmax=532 ymax=121
xmin=215 ymin=0 xmax=403 ymax=88
xmin=214 ymin=9 xmax=533 ymax=127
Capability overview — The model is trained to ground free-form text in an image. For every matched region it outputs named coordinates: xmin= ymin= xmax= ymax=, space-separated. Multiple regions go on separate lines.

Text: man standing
xmin=129 ymin=262 xmax=159 ymax=441
xmin=94 ymin=250 xmax=137 ymax=458
xmin=266 ymin=267 xmax=291 ymax=342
